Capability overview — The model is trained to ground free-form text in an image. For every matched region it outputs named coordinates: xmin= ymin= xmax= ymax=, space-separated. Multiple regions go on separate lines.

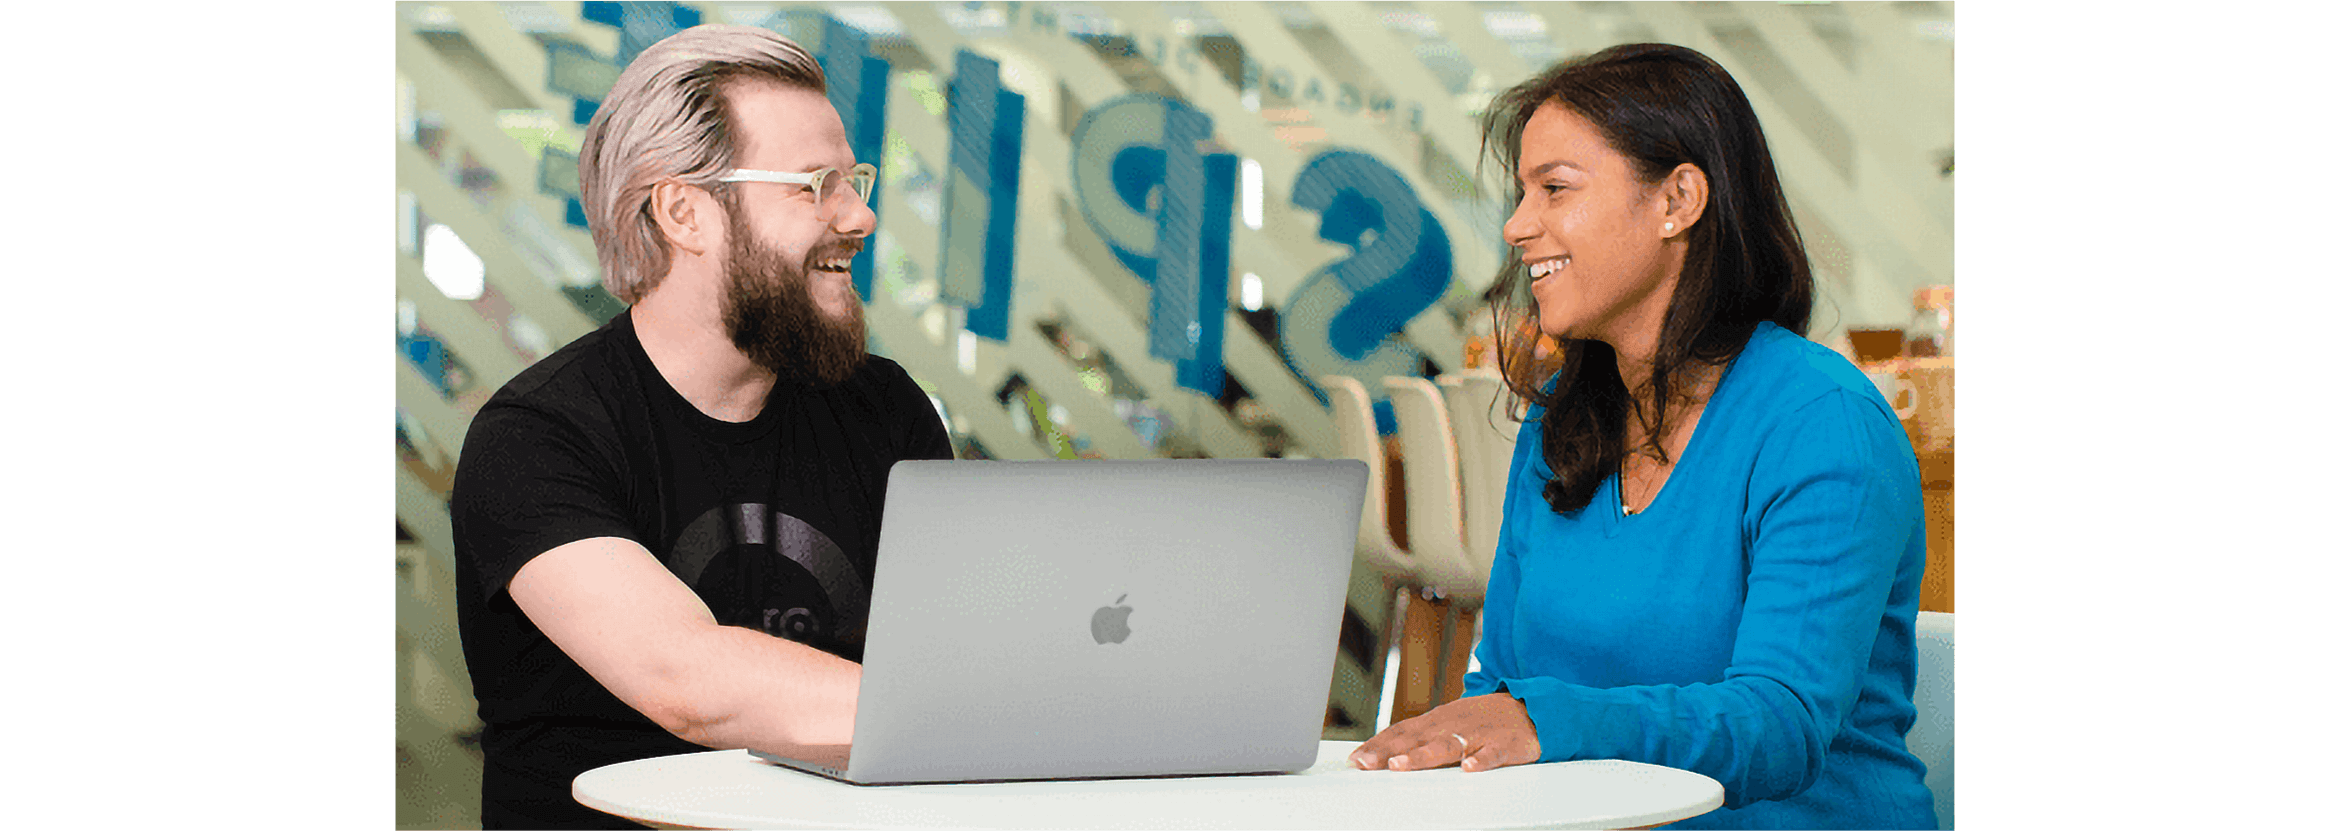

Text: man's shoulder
xmin=832 ymin=354 xmax=929 ymax=408
xmin=457 ymin=317 xmax=646 ymax=465
xmin=848 ymin=353 xmax=917 ymax=389
xmin=835 ymin=354 xmax=952 ymax=457
xmin=483 ymin=316 xmax=636 ymax=416
xmin=449 ymin=319 xmax=644 ymax=568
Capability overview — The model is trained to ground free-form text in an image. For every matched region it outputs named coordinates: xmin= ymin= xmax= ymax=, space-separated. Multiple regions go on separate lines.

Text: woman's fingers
xmin=1350 ymin=719 xmax=1423 ymax=769
xmin=1387 ymin=731 xmax=1471 ymax=771
xmin=1460 ymin=740 xmax=1506 ymax=772
xmin=1348 ymin=730 xmax=1394 ymax=769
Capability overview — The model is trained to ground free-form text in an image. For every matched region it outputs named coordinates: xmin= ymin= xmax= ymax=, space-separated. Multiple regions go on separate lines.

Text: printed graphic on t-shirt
xmin=664 ymin=503 xmax=869 ymax=655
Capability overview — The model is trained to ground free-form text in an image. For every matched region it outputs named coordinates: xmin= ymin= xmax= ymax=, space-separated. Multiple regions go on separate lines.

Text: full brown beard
xmin=719 ymin=208 xmax=868 ymax=387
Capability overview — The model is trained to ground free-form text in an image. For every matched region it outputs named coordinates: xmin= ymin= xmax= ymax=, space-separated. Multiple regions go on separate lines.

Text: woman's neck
xmin=1621 ymin=356 xmax=1724 ymax=441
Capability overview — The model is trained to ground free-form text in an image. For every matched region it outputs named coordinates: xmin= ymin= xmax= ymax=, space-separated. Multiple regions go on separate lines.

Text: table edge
xmin=574 ymin=743 xmax=1727 ymax=830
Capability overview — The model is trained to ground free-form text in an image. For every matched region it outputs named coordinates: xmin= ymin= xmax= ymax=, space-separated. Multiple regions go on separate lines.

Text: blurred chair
xmin=1380 ymin=376 xmax=1484 ymax=600
xmin=1379 ymin=376 xmax=1488 ymax=723
xmin=1322 ymin=376 xmax=1415 ymax=583
xmin=1909 ymin=611 xmax=1955 ymax=830
xmin=1319 ymin=375 xmax=1415 ymax=737
xmin=1437 ymin=370 xmax=1516 ymax=581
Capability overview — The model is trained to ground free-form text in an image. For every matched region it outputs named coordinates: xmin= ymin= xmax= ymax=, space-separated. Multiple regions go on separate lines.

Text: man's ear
xmin=648 ymin=179 xmax=720 ymax=258
xmin=1659 ymin=163 xmax=1709 ymax=240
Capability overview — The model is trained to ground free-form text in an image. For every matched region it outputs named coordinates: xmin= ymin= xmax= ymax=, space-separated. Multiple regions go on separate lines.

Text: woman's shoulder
xmin=1711 ymin=323 xmax=1914 ymax=464
xmin=1730 ymin=323 xmax=1892 ymax=416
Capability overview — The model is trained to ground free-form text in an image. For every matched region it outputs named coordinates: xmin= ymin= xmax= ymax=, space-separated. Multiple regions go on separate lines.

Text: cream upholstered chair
xmin=1379 ymin=376 xmax=1485 ymax=602
xmin=1321 ymin=376 xmax=1415 ymax=583
xmin=1910 ymin=611 xmax=1955 ymax=830
xmin=1366 ymin=376 xmax=1486 ymax=726
xmin=1437 ymin=371 xmax=1515 ymax=582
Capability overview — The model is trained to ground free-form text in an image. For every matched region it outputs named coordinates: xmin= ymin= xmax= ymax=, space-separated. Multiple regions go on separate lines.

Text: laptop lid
xmin=837 ymin=459 xmax=1366 ymax=784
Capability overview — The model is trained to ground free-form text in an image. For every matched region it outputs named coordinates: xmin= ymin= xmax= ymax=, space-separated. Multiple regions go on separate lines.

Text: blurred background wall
xmin=394 ymin=3 xmax=1951 ymax=827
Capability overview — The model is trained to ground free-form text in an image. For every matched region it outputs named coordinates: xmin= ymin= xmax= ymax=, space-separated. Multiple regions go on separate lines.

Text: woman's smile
xmin=1528 ymin=256 xmax=1571 ymax=280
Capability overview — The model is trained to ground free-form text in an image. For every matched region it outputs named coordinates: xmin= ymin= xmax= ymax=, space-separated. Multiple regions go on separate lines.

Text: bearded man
xmin=448 ymin=25 xmax=953 ymax=829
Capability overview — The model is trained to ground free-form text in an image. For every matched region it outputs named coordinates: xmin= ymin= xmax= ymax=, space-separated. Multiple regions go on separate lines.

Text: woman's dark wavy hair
xmin=1480 ymin=43 xmax=1813 ymax=515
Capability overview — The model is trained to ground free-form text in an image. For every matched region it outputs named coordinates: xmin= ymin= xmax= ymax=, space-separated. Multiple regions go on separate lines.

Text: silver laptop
xmin=753 ymin=459 xmax=1367 ymax=784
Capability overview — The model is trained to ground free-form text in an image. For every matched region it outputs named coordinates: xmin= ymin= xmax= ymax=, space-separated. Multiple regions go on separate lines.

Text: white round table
xmin=574 ymin=740 xmax=1724 ymax=829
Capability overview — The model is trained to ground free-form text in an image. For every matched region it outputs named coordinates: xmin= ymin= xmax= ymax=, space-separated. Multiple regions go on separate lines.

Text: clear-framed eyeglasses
xmin=716 ymin=163 xmax=878 ymax=222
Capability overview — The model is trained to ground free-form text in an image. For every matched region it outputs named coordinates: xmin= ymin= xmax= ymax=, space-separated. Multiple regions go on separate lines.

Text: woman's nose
xmin=1501 ymin=201 xmax=1538 ymax=249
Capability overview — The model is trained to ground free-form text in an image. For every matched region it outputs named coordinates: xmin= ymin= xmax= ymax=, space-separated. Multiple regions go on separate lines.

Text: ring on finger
xmin=1451 ymin=733 xmax=1468 ymax=753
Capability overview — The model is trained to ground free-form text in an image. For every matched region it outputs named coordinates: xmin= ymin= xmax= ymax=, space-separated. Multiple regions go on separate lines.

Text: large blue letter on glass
xmin=1279 ymin=150 xmax=1452 ymax=431
xmin=1070 ymin=95 xmax=1236 ymax=397
xmin=939 ymin=49 xmax=1025 ymax=341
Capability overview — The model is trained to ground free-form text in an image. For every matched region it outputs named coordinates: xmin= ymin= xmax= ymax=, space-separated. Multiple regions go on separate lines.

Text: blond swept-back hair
xmin=578 ymin=24 xmax=827 ymax=304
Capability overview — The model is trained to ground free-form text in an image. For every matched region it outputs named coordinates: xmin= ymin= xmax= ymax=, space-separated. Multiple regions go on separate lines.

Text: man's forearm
xmin=655 ymin=624 xmax=862 ymax=754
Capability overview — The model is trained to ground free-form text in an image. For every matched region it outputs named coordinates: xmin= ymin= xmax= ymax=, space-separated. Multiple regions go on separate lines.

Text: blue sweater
xmin=1463 ymin=323 xmax=1938 ymax=830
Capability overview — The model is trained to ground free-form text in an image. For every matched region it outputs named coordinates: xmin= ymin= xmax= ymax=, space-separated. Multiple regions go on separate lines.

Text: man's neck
xmin=630 ymin=293 xmax=776 ymax=423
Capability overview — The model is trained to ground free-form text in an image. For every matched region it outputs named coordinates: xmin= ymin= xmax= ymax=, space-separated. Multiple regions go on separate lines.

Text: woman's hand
xmin=1349 ymin=692 xmax=1542 ymax=772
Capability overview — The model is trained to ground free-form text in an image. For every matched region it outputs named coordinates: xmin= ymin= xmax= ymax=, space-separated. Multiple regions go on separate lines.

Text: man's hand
xmin=1349 ymin=693 xmax=1542 ymax=773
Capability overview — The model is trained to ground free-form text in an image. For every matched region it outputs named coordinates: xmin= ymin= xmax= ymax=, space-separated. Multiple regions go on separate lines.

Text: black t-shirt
xmin=450 ymin=311 xmax=953 ymax=829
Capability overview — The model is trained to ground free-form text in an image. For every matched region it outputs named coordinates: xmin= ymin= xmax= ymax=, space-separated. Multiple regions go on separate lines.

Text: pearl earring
xmin=1664 ymin=222 xmax=1676 ymax=234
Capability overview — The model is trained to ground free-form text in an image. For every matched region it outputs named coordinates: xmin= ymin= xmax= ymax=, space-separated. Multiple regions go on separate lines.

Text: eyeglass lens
xmin=813 ymin=166 xmax=877 ymax=219
xmin=835 ymin=167 xmax=877 ymax=202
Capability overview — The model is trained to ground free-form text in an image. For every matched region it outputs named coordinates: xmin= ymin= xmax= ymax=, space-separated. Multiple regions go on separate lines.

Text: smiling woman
xmin=1349 ymin=44 xmax=1940 ymax=831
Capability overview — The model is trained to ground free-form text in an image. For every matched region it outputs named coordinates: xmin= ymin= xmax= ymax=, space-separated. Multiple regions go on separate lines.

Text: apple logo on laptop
xmin=1091 ymin=594 xmax=1133 ymax=644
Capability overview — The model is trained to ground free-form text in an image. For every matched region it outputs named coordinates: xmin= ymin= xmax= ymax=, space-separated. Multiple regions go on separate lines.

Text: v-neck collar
xmin=1597 ymin=325 xmax=1766 ymax=537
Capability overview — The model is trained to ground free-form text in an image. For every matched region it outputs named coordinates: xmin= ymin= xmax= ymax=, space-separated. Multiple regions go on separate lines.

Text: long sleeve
xmin=1460 ymin=417 xmax=1535 ymax=701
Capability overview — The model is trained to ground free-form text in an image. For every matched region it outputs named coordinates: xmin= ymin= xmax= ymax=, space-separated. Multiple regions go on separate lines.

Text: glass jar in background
xmin=1906 ymin=286 xmax=1954 ymax=358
